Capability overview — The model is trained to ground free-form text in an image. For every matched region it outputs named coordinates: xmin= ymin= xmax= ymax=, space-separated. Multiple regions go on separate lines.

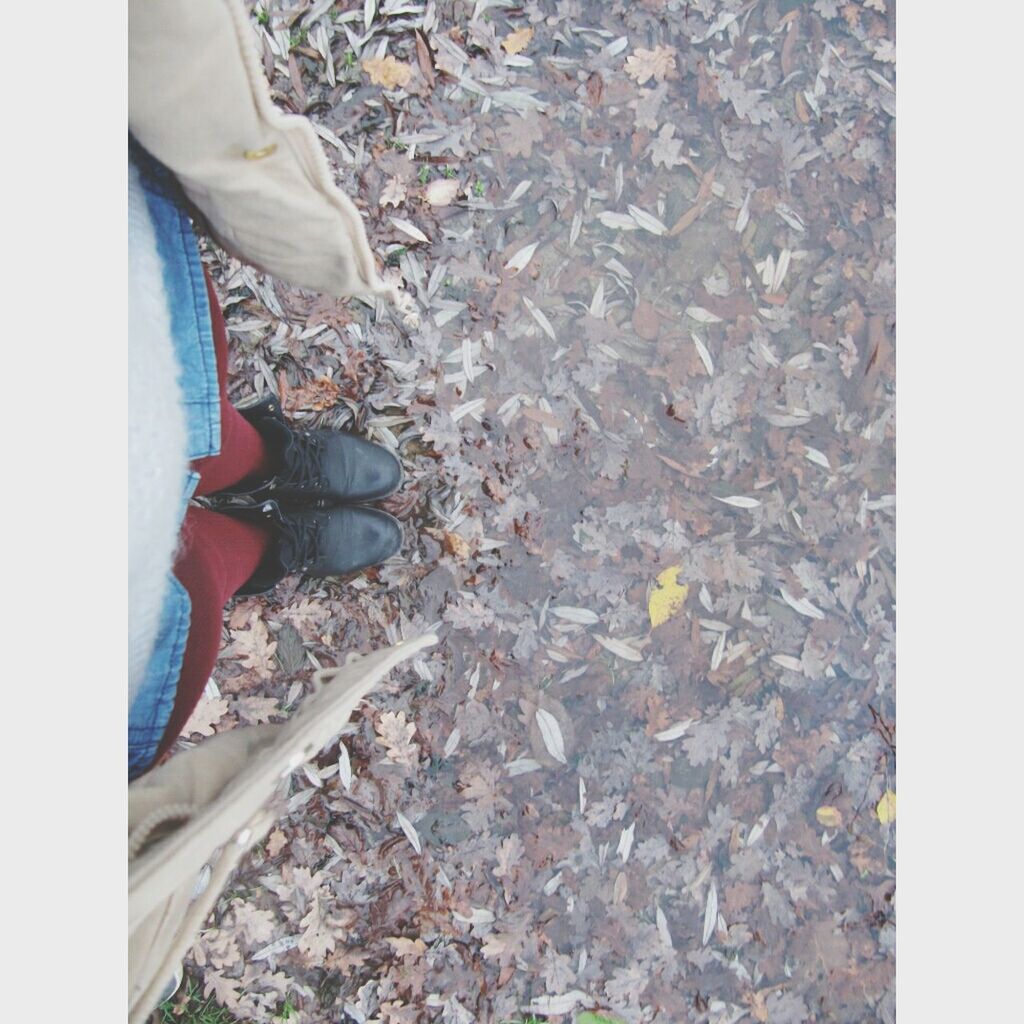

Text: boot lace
xmin=273 ymin=432 xmax=324 ymax=493
xmin=276 ymin=513 xmax=322 ymax=572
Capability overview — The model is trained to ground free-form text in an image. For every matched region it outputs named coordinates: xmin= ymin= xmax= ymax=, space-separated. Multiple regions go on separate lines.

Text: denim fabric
xmin=128 ymin=143 xmax=221 ymax=779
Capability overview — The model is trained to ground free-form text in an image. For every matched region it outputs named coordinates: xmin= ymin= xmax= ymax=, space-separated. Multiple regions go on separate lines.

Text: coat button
xmin=243 ymin=143 xmax=278 ymax=160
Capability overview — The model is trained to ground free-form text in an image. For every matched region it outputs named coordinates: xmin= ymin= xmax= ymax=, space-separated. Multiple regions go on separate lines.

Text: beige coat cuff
xmin=129 ymin=0 xmax=396 ymax=301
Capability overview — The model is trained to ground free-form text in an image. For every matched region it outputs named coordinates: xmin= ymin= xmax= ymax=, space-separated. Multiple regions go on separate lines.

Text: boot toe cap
xmin=355 ymin=444 xmax=403 ymax=501
xmin=324 ymin=507 xmax=403 ymax=575
xmin=326 ymin=436 xmax=403 ymax=503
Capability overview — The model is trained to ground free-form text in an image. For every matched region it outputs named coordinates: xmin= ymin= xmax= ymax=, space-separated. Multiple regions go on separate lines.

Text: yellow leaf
xmin=501 ymin=27 xmax=534 ymax=55
xmin=876 ymin=790 xmax=896 ymax=824
xmin=648 ymin=565 xmax=689 ymax=628
xmin=362 ymin=56 xmax=412 ymax=89
xmin=815 ymin=805 xmax=843 ymax=828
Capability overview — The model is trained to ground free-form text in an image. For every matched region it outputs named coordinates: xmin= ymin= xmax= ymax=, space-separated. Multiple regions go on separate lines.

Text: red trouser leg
xmin=150 ymin=273 xmax=277 ymax=765
xmin=153 ymin=507 xmax=271 ymax=764
xmin=192 ymin=268 xmax=275 ymax=496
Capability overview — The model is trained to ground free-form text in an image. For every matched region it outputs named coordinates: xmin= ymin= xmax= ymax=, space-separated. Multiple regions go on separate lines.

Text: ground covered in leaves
xmin=170 ymin=1 xmax=896 ymax=1022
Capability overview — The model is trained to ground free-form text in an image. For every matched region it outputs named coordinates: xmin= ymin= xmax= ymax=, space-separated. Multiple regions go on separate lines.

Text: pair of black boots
xmin=215 ymin=398 xmax=404 ymax=596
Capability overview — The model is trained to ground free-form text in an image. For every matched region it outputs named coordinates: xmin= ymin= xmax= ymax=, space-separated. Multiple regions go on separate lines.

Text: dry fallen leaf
xmin=534 ymin=708 xmax=567 ymax=764
xmin=595 ymin=634 xmax=644 ymax=662
xmin=386 ymin=936 xmax=427 ymax=958
xmin=380 ymin=177 xmax=408 ymax=208
xmin=389 ymin=216 xmax=430 ymax=243
xmin=617 ymin=821 xmax=635 ymax=863
xmin=816 ymin=806 xmax=843 ymax=828
xmin=779 ymin=587 xmax=826 ymax=620
xmin=649 ymin=565 xmax=689 ymax=628
xmin=183 ymin=696 xmax=229 ymax=738
xmin=527 ymin=695 xmax=576 ymax=768
xmin=504 ymin=241 xmax=539 ymax=275
xmin=501 ymin=26 xmax=534 ymax=55
xmin=424 ymin=178 xmax=460 ymax=206
xmin=624 ymin=45 xmax=678 ymax=85
xmin=713 ymin=494 xmax=762 ymax=509
xmin=702 ymin=880 xmax=718 ymax=946
xmin=656 ymin=904 xmax=673 ymax=949
xmin=376 ymin=710 xmax=420 ymax=768
xmin=551 ymin=606 xmax=600 ymax=625
xmin=877 ymin=790 xmax=897 ymax=824
xmin=337 ymin=743 xmax=352 ymax=791
xmin=362 ymin=55 xmax=412 ymax=89
xmin=265 ymin=828 xmax=287 ymax=857
xmin=686 ymin=305 xmax=724 ymax=324
xmin=396 ymin=810 xmax=422 ymax=853
xmin=654 ymin=719 xmax=694 ymax=742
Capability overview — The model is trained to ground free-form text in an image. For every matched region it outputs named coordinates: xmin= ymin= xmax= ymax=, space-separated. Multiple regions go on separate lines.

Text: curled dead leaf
xmin=424 ymin=178 xmax=460 ymax=207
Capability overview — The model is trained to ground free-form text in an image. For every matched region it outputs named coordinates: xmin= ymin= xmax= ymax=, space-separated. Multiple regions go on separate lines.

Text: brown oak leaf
xmin=376 ymin=710 xmax=420 ymax=768
xmin=227 ymin=614 xmax=277 ymax=680
xmin=624 ymin=45 xmax=678 ymax=85
xmin=182 ymin=696 xmax=229 ymax=738
xmin=501 ymin=27 xmax=534 ymax=55
xmin=363 ymin=56 xmax=412 ymax=89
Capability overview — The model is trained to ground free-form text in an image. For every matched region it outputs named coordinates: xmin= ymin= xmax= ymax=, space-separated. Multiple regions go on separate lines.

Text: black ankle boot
xmin=230 ymin=500 xmax=403 ymax=596
xmin=228 ymin=397 xmax=403 ymax=505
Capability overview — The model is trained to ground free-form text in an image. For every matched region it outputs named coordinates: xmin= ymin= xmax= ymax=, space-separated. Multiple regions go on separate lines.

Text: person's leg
xmin=151 ymin=506 xmax=271 ymax=763
xmin=192 ymin=270 xmax=276 ymax=496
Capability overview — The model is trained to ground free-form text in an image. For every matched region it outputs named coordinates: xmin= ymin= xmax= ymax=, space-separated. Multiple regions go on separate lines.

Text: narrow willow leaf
xmin=444 ymin=727 xmax=461 ymax=757
xmin=628 ymin=204 xmax=668 ymax=235
xmin=389 ymin=216 xmax=429 ymax=242
xmin=735 ymin=190 xmax=751 ymax=233
xmin=396 ymin=810 xmax=422 ymax=854
xmin=692 ymin=332 xmax=714 ymax=375
xmin=535 ymin=708 xmax=567 ymax=764
xmin=746 ymin=814 xmax=770 ymax=847
xmin=595 ymin=634 xmax=643 ymax=662
xmin=654 ymin=719 xmax=694 ymax=742
xmin=337 ymin=742 xmax=352 ymax=792
xmin=702 ymin=880 xmax=718 ymax=946
xmin=598 ymin=211 xmax=639 ymax=230
xmin=656 ymin=904 xmax=673 ymax=948
xmin=551 ymin=606 xmax=599 ymax=625
xmin=505 ymin=241 xmax=539 ymax=274
xmin=617 ymin=821 xmax=635 ymax=863
xmin=805 ymin=446 xmax=831 ymax=469
xmin=771 ymin=654 xmax=804 ymax=672
xmin=507 ymin=179 xmax=532 ymax=202
xmin=713 ymin=494 xmax=761 ymax=509
xmin=686 ymin=305 xmax=723 ymax=323
xmin=452 ymin=907 xmax=495 ymax=925
xmin=523 ymin=295 xmax=557 ymax=341
xmin=779 ymin=587 xmax=825 ymax=620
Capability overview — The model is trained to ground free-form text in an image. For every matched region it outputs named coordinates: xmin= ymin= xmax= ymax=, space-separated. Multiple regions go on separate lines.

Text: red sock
xmin=192 ymin=269 xmax=276 ymax=496
xmin=152 ymin=506 xmax=272 ymax=763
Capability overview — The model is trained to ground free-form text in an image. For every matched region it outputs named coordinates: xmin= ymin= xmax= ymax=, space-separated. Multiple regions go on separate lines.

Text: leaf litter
xmin=172 ymin=1 xmax=896 ymax=1021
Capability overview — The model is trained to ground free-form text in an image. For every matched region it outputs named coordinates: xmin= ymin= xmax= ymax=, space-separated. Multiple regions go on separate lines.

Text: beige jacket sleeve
xmin=128 ymin=635 xmax=437 ymax=1024
xmin=128 ymin=0 xmax=395 ymax=300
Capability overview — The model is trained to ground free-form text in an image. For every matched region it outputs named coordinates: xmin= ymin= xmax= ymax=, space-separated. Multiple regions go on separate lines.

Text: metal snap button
xmin=243 ymin=143 xmax=278 ymax=160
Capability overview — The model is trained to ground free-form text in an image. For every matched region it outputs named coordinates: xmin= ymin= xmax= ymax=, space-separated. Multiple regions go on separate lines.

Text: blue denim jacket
xmin=128 ymin=145 xmax=221 ymax=779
